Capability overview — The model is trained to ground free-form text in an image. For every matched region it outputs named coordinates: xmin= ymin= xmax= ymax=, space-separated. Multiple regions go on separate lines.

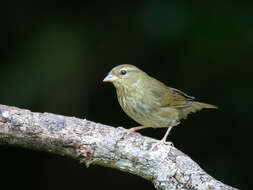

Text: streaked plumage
xmin=103 ymin=64 xmax=217 ymax=150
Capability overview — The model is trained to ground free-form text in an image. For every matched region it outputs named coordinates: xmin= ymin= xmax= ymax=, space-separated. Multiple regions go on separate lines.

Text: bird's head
xmin=103 ymin=64 xmax=145 ymax=89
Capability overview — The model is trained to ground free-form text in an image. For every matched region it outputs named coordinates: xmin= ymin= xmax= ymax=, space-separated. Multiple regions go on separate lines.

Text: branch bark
xmin=0 ymin=104 xmax=238 ymax=190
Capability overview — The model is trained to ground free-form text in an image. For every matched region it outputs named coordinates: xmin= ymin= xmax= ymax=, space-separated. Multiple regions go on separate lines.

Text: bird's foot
xmin=150 ymin=140 xmax=174 ymax=151
xmin=120 ymin=126 xmax=148 ymax=134
xmin=150 ymin=126 xmax=174 ymax=151
xmin=126 ymin=127 xmax=138 ymax=133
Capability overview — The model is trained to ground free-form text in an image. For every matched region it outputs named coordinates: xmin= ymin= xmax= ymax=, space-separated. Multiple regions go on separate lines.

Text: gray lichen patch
xmin=0 ymin=110 xmax=10 ymax=123
xmin=115 ymin=159 xmax=133 ymax=170
xmin=1 ymin=110 xmax=9 ymax=118
xmin=39 ymin=113 xmax=66 ymax=132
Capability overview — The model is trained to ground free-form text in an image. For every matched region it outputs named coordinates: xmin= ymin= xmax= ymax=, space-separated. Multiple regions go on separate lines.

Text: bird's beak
xmin=103 ymin=72 xmax=118 ymax=82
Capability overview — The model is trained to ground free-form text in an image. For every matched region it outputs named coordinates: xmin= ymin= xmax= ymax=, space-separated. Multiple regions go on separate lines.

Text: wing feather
xmin=147 ymin=78 xmax=194 ymax=108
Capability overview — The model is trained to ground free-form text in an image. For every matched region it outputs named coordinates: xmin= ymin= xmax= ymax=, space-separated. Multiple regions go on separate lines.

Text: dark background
xmin=0 ymin=1 xmax=252 ymax=189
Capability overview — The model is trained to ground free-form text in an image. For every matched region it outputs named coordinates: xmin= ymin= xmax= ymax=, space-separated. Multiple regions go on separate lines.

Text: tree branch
xmin=0 ymin=104 xmax=238 ymax=190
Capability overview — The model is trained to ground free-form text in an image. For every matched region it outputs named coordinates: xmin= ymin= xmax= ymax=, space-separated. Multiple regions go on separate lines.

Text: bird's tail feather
xmin=181 ymin=101 xmax=217 ymax=119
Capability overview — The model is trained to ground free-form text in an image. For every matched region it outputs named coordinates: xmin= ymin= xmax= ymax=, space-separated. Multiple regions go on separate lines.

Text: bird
xmin=103 ymin=64 xmax=217 ymax=150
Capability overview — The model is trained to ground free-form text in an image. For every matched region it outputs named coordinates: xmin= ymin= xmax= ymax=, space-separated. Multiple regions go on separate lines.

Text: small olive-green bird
xmin=103 ymin=64 xmax=217 ymax=149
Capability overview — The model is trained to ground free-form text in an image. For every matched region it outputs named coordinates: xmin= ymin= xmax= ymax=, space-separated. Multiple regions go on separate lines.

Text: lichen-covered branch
xmin=0 ymin=104 xmax=238 ymax=190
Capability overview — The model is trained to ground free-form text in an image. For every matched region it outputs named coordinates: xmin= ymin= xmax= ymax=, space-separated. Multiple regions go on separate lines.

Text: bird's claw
xmin=150 ymin=140 xmax=174 ymax=151
xmin=164 ymin=141 xmax=174 ymax=146
xmin=119 ymin=127 xmax=136 ymax=135
xmin=117 ymin=126 xmax=126 ymax=131
xmin=119 ymin=126 xmax=147 ymax=135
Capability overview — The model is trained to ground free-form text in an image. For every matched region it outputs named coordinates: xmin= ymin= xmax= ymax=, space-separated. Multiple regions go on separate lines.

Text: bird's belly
xmin=118 ymin=95 xmax=180 ymax=128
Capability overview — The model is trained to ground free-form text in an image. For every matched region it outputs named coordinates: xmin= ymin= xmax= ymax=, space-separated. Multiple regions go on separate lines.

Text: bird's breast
xmin=118 ymin=91 xmax=151 ymax=116
xmin=116 ymin=88 xmax=161 ymax=126
xmin=116 ymin=87 xmax=181 ymax=128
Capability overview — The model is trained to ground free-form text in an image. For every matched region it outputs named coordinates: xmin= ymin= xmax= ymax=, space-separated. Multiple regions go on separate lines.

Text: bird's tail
xmin=181 ymin=101 xmax=217 ymax=119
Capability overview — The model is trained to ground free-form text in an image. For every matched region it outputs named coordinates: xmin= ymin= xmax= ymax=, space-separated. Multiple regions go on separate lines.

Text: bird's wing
xmin=147 ymin=79 xmax=195 ymax=108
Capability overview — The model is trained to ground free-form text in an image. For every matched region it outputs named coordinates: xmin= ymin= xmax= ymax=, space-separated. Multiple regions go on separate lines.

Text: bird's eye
xmin=120 ymin=69 xmax=127 ymax=75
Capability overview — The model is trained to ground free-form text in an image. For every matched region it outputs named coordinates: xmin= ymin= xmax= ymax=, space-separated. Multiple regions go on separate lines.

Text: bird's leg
xmin=160 ymin=126 xmax=173 ymax=143
xmin=126 ymin=126 xmax=149 ymax=133
xmin=150 ymin=126 xmax=173 ymax=151
xmin=119 ymin=126 xmax=149 ymax=135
